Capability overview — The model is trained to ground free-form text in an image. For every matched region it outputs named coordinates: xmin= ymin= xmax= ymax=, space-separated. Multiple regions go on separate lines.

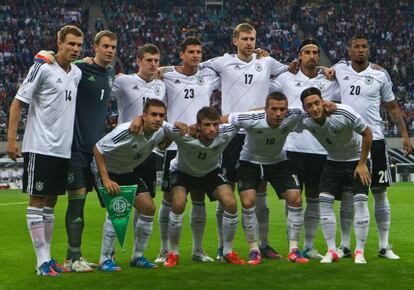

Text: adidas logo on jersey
xmin=295 ymin=82 xmax=301 ymax=87
xmin=56 ymin=78 xmax=62 ymax=83
xmin=175 ymin=79 xmax=181 ymax=84
xmin=88 ymin=75 xmax=96 ymax=82
xmin=234 ymin=65 xmax=241 ymax=70
xmin=343 ymin=76 xmax=349 ymax=81
xmin=132 ymin=85 xmax=139 ymax=90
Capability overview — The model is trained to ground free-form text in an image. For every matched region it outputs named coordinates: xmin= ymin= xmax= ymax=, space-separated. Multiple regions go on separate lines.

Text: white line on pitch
xmin=0 ymin=202 xmax=27 ymax=206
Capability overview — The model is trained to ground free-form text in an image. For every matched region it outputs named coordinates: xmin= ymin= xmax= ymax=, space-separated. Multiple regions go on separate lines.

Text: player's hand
xmin=370 ymin=63 xmax=383 ymax=70
xmin=83 ymin=57 xmax=93 ymax=64
xmin=103 ymin=179 xmax=120 ymax=195
xmin=188 ymin=124 xmax=199 ymax=138
xmin=402 ymin=137 xmax=413 ymax=156
xmin=288 ymin=59 xmax=300 ymax=74
xmin=157 ymin=67 xmax=167 ymax=80
xmin=115 ymin=72 xmax=124 ymax=78
xmin=317 ymin=66 xmax=335 ymax=80
xmin=7 ymin=140 xmax=20 ymax=161
xmin=255 ymin=48 xmax=270 ymax=58
xmin=323 ymin=101 xmax=337 ymax=116
xmin=129 ymin=116 xmax=143 ymax=134
xmin=174 ymin=122 xmax=188 ymax=136
xmin=354 ymin=163 xmax=371 ymax=186
xmin=34 ymin=50 xmax=56 ymax=64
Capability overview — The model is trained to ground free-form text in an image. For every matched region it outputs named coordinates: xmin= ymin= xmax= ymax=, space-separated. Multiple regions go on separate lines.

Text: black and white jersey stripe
xmin=111 ymin=129 xmax=131 ymax=144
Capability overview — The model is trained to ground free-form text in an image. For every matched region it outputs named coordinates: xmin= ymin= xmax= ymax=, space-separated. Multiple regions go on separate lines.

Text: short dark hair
xmin=265 ymin=92 xmax=288 ymax=109
xmin=180 ymin=36 xmax=202 ymax=52
xmin=143 ymin=98 xmax=166 ymax=113
xmin=349 ymin=34 xmax=369 ymax=48
xmin=57 ymin=25 xmax=83 ymax=43
xmin=197 ymin=107 xmax=220 ymax=124
xmin=300 ymin=87 xmax=322 ymax=104
xmin=94 ymin=30 xmax=117 ymax=45
xmin=299 ymin=38 xmax=320 ymax=53
xmin=137 ymin=43 xmax=160 ymax=60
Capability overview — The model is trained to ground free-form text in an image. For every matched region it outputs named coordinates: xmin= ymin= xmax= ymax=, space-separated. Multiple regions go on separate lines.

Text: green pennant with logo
xmin=99 ymin=185 xmax=136 ymax=248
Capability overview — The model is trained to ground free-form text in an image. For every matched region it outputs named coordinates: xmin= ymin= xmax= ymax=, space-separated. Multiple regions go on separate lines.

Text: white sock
xmin=242 ymin=206 xmax=259 ymax=251
xmin=216 ymin=201 xmax=224 ymax=249
xmin=158 ymin=199 xmax=171 ymax=252
xmin=256 ymin=192 xmax=269 ymax=247
xmin=100 ymin=213 xmax=116 ymax=264
xmin=287 ymin=206 xmax=304 ymax=251
xmin=319 ymin=193 xmax=337 ymax=251
xmin=43 ymin=207 xmax=55 ymax=260
xmin=340 ymin=190 xmax=354 ymax=249
xmin=190 ymin=201 xmax=206 ymax=254
xmin=222 ymin=211 xmax=238 ymax=256
xmin=303 ymin=197 xmax=319 ymax=249
xmin=372 ymin=188 xmax=390 ymax=250
xmin=168 ymin=212 xmax=183 ymax=255
xmin=131 ymin=208 xmax=139 ymax=256
xmin=133 ymin=214 xmax=154 ymax=259
xmin=354 ymin=194 xmax=370 ymax=252
xmin=27 ymin=207 xmax=49 ymax=266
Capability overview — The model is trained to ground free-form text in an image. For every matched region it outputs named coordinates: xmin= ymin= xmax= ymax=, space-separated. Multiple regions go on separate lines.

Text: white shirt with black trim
xmin=111 ymin=73 xmax=166 ymax=123
xmin=16 ymin=61 xmax=82 ymax=158
xmin=165 ymin=123 xmax=237 ymax=177
xmin=163 ymin=66 xmax=220 ymax=150
xmin=333 ymin=61 xmax=394 ymax=140
xmin=95 ymin=122 xmax=166 ymax=174
xmin=229 ymin=109 xmax=304 ymax=164
xmin=270 ymin=69 xmax=341 ymax=154
xmin=201 ymin=53 xmax=287 ymax=115
xmin=299 ymin=104 xmax=368 ymax=161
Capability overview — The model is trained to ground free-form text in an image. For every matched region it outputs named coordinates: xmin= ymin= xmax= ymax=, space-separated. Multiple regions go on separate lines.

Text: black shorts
xmin=221 ymin=133 xmax=245 ymax=182
xmin=67 ymin=150 xmax=95 ymax=192
xmin=23 ymin=152 xmax=69 ymax=196
xmin=169 ymin=168 xmax=229 ymax=201
xmin=319 ymin=160 xmax=369 ymax=200
xmin=134 ymin=152 xmax=159 ymax=197
xmin=161 ymin=150 xmax=177 ymax=192
xmin=286 ymin=151 xmax=326 ymax=190
xmin=371 ymin=139 xmax=392 ymax=187
xmin=237 ymin=160 xmax=301 ymax=199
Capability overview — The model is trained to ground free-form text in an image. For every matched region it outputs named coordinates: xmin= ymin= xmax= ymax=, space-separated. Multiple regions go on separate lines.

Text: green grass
xmin=0 ymin=183 xmax=413 ymax=290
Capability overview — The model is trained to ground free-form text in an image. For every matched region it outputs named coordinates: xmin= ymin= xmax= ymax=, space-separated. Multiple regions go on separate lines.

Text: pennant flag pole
xmin=99 ymin=185 xmax=137 ymax=248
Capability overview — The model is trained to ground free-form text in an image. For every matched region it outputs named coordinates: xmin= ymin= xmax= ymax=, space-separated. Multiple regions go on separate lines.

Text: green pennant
xmin=99 ymin=185 xmax=137 ymax=248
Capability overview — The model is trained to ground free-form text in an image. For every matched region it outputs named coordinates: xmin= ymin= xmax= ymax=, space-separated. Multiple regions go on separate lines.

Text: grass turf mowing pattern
xmin=0 ymin=183 xmax=413 ymax=290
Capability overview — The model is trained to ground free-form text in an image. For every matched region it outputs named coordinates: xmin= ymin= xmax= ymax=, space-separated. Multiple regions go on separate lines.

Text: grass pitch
xmin=0 ymin=183 xmax=413 ymax=290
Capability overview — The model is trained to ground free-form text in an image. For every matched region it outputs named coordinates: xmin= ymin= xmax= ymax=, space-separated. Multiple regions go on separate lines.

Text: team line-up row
xmin=6 ymin=23 xmax=412 ymax=275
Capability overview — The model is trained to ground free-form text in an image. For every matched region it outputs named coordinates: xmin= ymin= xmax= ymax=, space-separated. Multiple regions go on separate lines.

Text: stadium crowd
xmin=1 ymin=0 xmax=414 ymax=139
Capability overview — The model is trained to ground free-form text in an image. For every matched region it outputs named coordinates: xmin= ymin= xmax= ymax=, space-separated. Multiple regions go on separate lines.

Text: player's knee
xmin=286 ymin=192 xmax=302 ymax=207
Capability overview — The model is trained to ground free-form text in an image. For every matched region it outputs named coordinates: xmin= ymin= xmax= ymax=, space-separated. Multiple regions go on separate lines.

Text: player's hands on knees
xmin=254 ymin=48 xmax=270 ymax=58
xmin=7 ymin=141 xmax=20 ymax=161
xmin=323 ymin=100 xmax=337 ymax=115
xmin=174 ymin=122 xmax=188 ymax=136
xmin=34 ymin=50 xmax=56 ymax=64
xmin=103 ymin=179 xmax=120 ymax=195
xmin=354 ymin=163 xmax=371 ymax=186
xmin=402 ymin=137 xmax=413 ymax=156
xmin=129 ymin=116 xmax=143 ymax=133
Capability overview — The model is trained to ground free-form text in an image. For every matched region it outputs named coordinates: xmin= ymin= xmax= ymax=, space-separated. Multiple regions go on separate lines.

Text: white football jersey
xmin=165 ymin=123 xmax=237 ymax=176
xmin=333 ymin=61 xmax=395 ymax=140
xmin=201 ymin=53 xmax=287 ymax=114
xmin=95 ymin=122 xmax=166 ymax=174
xmin=16 ymin=62 xmax=82 ymax=158
xmin=229 ymin=109 xmax=304 ymax=164
xmin=163 ymin=66 xmax=220 ymax=150
xmin=270 ymin=69 xmax=341 ymax=154
xmin=299 ymin=104 xmax=368 ymax=161
xmin=111 ymin=73 xmax=166 ymax=123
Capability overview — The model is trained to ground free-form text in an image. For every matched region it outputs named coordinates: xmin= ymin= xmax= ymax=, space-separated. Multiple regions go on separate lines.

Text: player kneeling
xmin=163 ymin=107 xmax=246 ymax=267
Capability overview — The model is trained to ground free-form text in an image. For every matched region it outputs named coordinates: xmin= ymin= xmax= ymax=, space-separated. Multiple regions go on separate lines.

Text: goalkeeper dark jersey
xmin=72 ymin=60 xmax=115 ymax=153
